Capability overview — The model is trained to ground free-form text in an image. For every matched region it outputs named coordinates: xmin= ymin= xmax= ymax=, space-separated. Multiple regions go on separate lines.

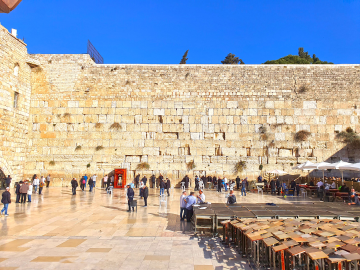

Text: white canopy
xmin=292 ymin=161 xmax=314 ymax=170
xmin=317 ymin=160 xmax=354 ymax=170
xmin=304 ymin=162 xmax=332 ymax=170
xmin=266 ymin=169 xmax=288 ymax=175
xmin=347 ymin=163 xmax=360 ymax=171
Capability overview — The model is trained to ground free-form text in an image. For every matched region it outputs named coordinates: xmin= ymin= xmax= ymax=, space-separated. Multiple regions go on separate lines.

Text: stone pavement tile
xmin=0 ymin=259 xmax=8 ymax=263
xmin=31 ymin=256 xmax=76 ymax=263
xmin=144 ymin=255 xmax=170 ymax=261
xmin=0 ymin=267 xmax=18 ymax=270
xmin=168 ymin=262 xmax=195 ymax=270
xmin=57 ymin=239 xmax=87 ymax=247
xmin=194 ymin=265 xmax=214 ymax=270
xmin=0 ymin=240 xmax=33 ymax=252
xmin=86 ymin=248 xmax=112 ymax=252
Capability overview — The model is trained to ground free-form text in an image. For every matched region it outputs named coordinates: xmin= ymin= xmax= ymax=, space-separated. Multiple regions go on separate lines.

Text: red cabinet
xmin=114 ymin=169 xmax=127 ymax=188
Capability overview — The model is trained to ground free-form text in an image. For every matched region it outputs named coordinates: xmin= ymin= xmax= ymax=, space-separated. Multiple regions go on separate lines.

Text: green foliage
xmin=87 ymin=163 xmax=91 ymax=168
xmin=259 ymin=125 xmax=268 ymax=141
xmin=233 ymin=161 xmax=246 ymax=175
xmin=110 ymin=122 xmax=122 ymax=131
xmin=259 ymin=164 xmax=263 ymax=171
xmin=95 ymin=146 xmax=104 ymax=151
xmin=221 ymin=53 xmax=245 ymax=64
xmin=180 ymin=50 xmax=189 ymax=64
xmin=136 ymin=162 xmax=150 ymax=171
xmin=75 ymin=145 xmax=82 ymax=151
xmin=263 ymin=47 xmax=333 ymax=64
xmin=336 ymin=127 xmax=360 ymax=147
xmin=49 ymin=161 xmax=55 ymax=166
xmin=186 ymin=160 xmax=196 ymax=171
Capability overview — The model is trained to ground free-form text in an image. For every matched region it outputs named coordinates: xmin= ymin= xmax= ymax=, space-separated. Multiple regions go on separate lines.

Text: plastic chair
xmin=300 ymin=188 xmax=307 ymax=198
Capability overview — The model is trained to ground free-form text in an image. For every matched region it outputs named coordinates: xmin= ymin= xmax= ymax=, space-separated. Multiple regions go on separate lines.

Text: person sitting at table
xmin=348 ymin=189 xmax=360 ymax=205
xmin=197 ymin=189 xmax=206 ymax=204
xmin=309 ymin=179 xmax=315 ymax=186
xmin=227 ymin=190 xmax=236 ymax=204
xmin=340 ymin=183 xmax=350 ymax=193
xmin=331 ymin=181 xmax=336 ymax=189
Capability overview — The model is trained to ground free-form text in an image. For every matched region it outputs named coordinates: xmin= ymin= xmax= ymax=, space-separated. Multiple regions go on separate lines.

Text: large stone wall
xmin=0 ymin=25 xmax=32 ymax=185
xmin=1 ymin=25 xmax=360 ymax=186
xmin=26 ymin=53 xmax=360 ymax=185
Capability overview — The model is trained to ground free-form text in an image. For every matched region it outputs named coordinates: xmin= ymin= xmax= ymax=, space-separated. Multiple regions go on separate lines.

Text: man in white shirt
xmin=224 ymin=177 xmax=228 ymax=191
xmin=103 ymin=175 xmax=108 ymax=188
xmin=331 ymin=181 xmax=336 ymax=189
xmin=180 ymin=191 xmax=187 ymax=221
xmin=91 ymin=174 xmax=97 ymax=187
xmin=197 ymin=189 xmax=206 ymax=204
xmin=33 ymin=177 xmax=40 ymax=193
xmin=317 ymin=180 xmax=323 ymax=188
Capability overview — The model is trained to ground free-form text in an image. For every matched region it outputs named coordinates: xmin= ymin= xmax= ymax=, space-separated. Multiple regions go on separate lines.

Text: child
xmin=27 ymin=181 xmax=33 ymax=202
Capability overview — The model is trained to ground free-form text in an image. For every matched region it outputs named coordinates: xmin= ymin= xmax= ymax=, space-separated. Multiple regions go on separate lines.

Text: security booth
xmin=114 ymin=169 xmax=127 ymax=188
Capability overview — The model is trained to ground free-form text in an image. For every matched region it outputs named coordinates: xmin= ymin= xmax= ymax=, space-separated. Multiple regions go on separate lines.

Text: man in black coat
xmin=160 ymin=179 xmax=166 ymax=196
xmin=150 ymin=174 xmax=156 ymax=188
xmin=127 ymin=184 xmax=135 ymax=211
xmin=236 ymin=176 xmax=241 ymax=190
xmin=143 ymin=185 xmax=149 ymax=207
xmin=276 ymin=178 xmax=282 ymax=195
xmin=142 ymin=176 xmax=147 ymax=186
xmin=71 ymin=178 xmax=78 ymax=195
xmin=1 ymin=187 xmax=11 ymax=216
xmin=88 ymin=177 xmax=94 ymax=192
xmin=135 ymin=174 xmax=140 ymax=188
xmin=15 ymin=181 xmax=22 ymax=203
xmin=5 ymin=175 xmax=11 ymax=188
xmin=270 ymin=179 xmax=276 ymax=194
xmin=166 ymin=178 xmax=171 ymax=196
xmin=217 ymin=178 xmax=222 ymax=192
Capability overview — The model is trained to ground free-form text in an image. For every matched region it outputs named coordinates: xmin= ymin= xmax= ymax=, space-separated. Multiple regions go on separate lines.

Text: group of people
xmin=126 ymin=183 xmax=149 ymax=211
xmin=1 ymin=174 xmax=51 ymax=217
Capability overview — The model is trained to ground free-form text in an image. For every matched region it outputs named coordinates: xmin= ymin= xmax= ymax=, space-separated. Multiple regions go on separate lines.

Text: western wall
xmin=1 ymin=25 xmax=360 ymax=186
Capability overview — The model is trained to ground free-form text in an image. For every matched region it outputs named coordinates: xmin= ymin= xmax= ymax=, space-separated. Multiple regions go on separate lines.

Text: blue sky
xmin=1 ymin=0 xmax=359 ymax=64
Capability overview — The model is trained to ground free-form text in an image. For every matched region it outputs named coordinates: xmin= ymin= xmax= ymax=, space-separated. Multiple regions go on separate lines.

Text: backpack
xmin=228 ymin=195 xmax=236 ymax=204
xmin=82 ymin=179 xmax=85 ymax=184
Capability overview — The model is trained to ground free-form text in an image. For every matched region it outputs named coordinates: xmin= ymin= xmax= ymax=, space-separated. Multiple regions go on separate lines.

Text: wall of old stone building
xmin=0 ymin=25 xmax=32 ymax=186
xmin=26 ymin=53 xmax=360 ymax=186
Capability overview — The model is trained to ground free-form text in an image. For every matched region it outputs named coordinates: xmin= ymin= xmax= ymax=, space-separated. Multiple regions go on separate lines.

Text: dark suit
xmin=166 ymin=180 xmax=171 ymax=196
xmin=143 ymin=186 xmax=149 ymax=206
xmin=127 ymin=187 xmax=135 ymax=211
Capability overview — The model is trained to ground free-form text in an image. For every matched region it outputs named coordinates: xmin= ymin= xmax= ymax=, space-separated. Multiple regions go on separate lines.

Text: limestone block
xmin=303 ymin=101 xmax=317 ymax=109
xmin=265 ymin=101 xmax=274 ymax=108
xmin=135 ymin=115 xmax=142 ymax=124
xmin=275 ymin=133 xmax=285 ymax=141
xmin=334 ymin=125 xmax=342 ymax=132
xmin=163 ymin=156 xmax=173 ymax=163
xmin=190 ymin=133 xmax=203 ymax=140
xmin=227 ymin=101 xmax=238 ymax=109
xmin=154 ymin=108 xmax=165 ymax=116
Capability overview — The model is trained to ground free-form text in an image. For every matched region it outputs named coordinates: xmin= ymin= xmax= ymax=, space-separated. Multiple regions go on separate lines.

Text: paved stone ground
xmin=0 ymin=186 xmax=299 ymax=269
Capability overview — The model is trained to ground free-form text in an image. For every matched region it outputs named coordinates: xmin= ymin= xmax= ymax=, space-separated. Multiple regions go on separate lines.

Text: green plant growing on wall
xmin=63 ymin=113 xmax=71 ymax=118
xmin=221 ymin=53 xmax=245 ymax=64
xmin=49 ymin=161 xmax=55 ymax=166
xmin=136 ymin=162 xmax=150 ymax=171
xmin=110 ymin=122 xmax=122 ymax=131
xmin=336 ymin=127 xmax=360 ymax=147
xmin=186 ymin=160 xmax=196 ymax=171
xmin=75 ymin=145 xmax=82 ymax=151
xmin=259 ymin=164 xmax=263 ymax=171
xmin=294 ymin=130 xmax=311 ymax=142
xmin=87 ymin=163 xmax=91 ymax=168
xmin=95 ymin=146 xmax=104 ymax=151
xmin=233 ymin=161 xmax=246 ymax=175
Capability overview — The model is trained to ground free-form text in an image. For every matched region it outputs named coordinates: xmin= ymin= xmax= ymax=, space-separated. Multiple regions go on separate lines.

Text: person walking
xmin=180 ymin=191 xmax=187 ymax=220
xmin=276 ymin=178 xmax=281 ymax=195
xmin=27 ymin=181 xmax=33 ymax=202
xmin=224 ymin=177 xmax=228 ymax=191
xmin=127 ymin=184 xmax=135 ymax=212
xmin=39 ymin=180 xmax=45 ymax=195
xmin=195 ymin=176 xmax=199 ymax=191
xmin=33 ymin=176 xmax=39 ymax=193
xmin=83 ymin=174 xmax=88 ymax=188
xmin=15 ymin=181 xmax=22 ymax=203
xmin=141 ymin=176 xmax=147 ymax=187
xmin=20 ymin=181 xmax=29 ymax=203
xmin=139 ymin=180 xmax=144 ymax=198
xmin=143 ymin=185 xmax=149 ymax=207
xmin=5 ymin=175 xmax=11 ymax=188
xmin=88 ymin=177 xmax=94 ymax=192
xmin=80 ymin=176 xmax=85 ymax=191
xmin=241 ymin=178 xmax=248 ymax=196
xmin=110 ymin=175 xmax=114 ymax=187
xmin=150 ymin=174 xmax=156 ymax=188
xmin=46 ymin=174 xmax=51 ymax=188
xmin=217 ymin=177 xmax=222 ymax=192
xmin=1 ymin=187 xmax=11 ymax=216
xmin=91 ymin=174 xmax=97 ymax=188
xmin=166 ymin=178 xmax=171 ymax=196
xmin=135 ymin=174 xmax=140 ymax=188
xmin=236 ymin=176 xmax=241 ymax=190
xmin=103 ymin=175 xmax=108 ymax=189
xmin=160 ymin=179 xmax=165 ymax=196
xmin=71 ymin=178 xmax=78 ymax=195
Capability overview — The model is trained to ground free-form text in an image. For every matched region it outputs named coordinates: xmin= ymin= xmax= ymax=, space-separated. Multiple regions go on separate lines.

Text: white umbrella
xmin=318 ymin=161 xmax=356 ymax=183
xmin=266 ymin=169 xmax=288 ymax=175
xmin=292 ymin=161 xmax=313 ymax=170
xmin=303 ymin=162 xmax=332 ymax=182
xmin=348 ymin=163 xmax=360 ymax=171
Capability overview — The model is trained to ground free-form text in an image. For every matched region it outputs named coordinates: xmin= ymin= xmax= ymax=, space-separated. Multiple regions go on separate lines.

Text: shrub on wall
xmin=110 ymin=122 xmax=122 ymax=131
xmin=233 ymin=161 xmax=246 ymax=175
xmin=136 ymin=162 xmax=150 ymax=171
xmin=336 ymin=127 xmax=360 ymax=147
xmin=186 ymin=160 xmax=196 ymax=171
xmin=49 ymin=161 xmax=55 ymax=166
xmin=95 ymin=146 xmax=104 ymax=151
xmin=75 ymin=145 xmax=82 ymax=151
xmin=95 ymin=123 xmax=102 ymax=128
xmin=294 ymin=130 xmax=311 ymax=142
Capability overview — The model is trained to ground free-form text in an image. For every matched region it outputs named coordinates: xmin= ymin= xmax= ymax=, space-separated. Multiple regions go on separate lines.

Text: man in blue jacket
xmin=127 ymin=184 xmax=135 ymax=212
